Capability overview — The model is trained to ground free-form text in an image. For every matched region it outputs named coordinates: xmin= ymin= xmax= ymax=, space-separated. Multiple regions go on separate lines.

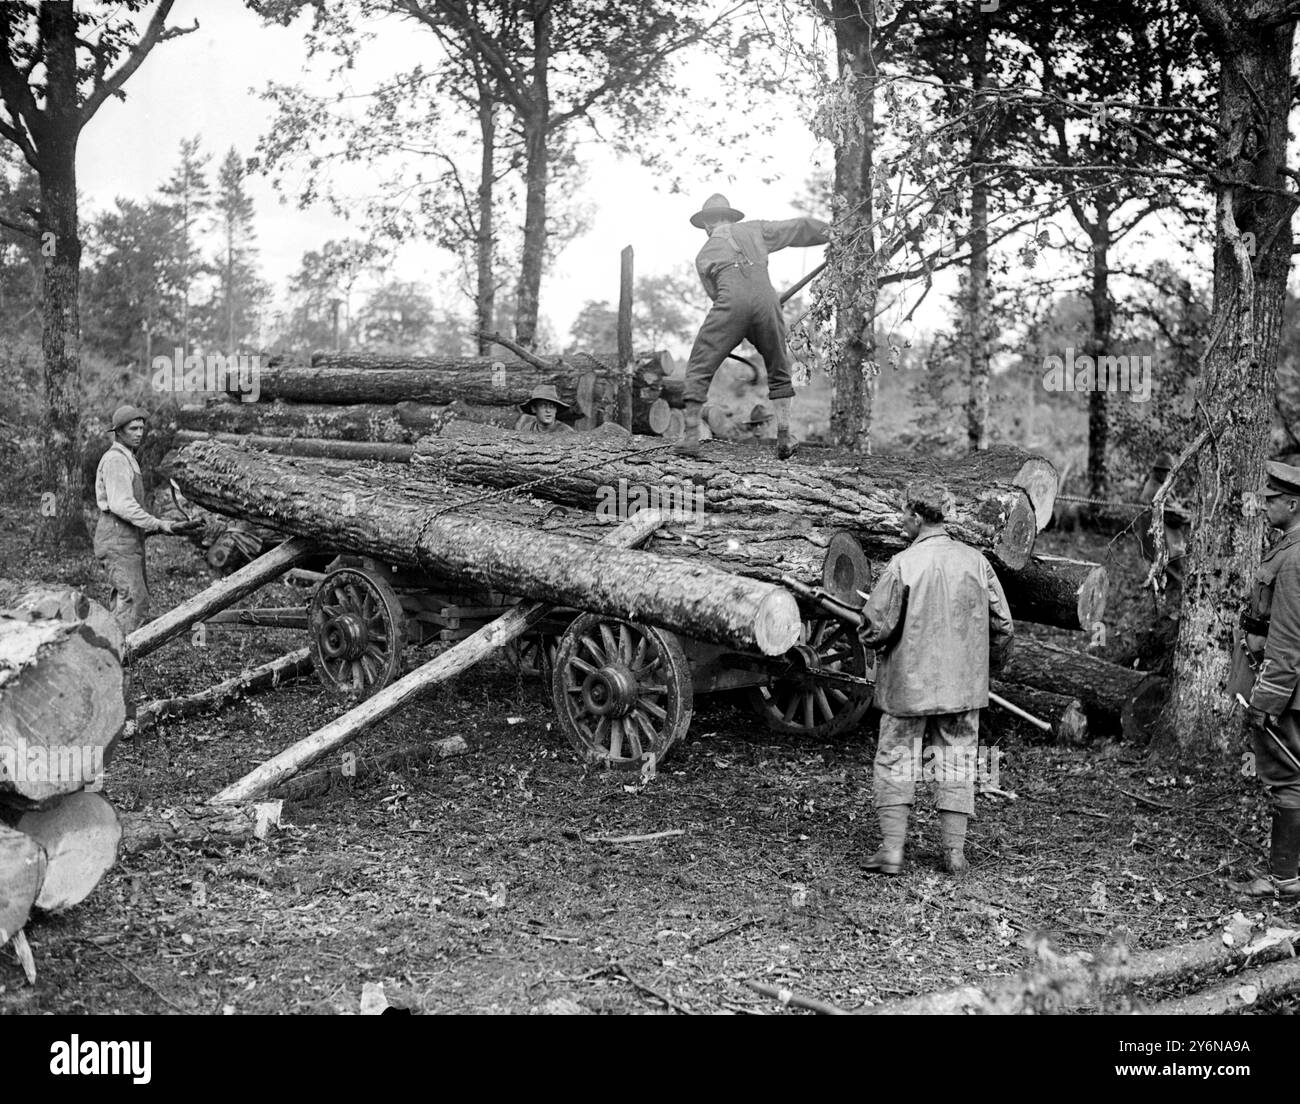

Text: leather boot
xmin=864 ymin=804 xmax=908 ymax=874
xmin=1240 ymin=808 xmax=1300 ymax=896
xmin=673 ymin=402 xmax=703 ymax=457
xmin=940 ymin=810 xmax=969 ymax=876
xmin=776 ymin=428 xmax=797 ymax=460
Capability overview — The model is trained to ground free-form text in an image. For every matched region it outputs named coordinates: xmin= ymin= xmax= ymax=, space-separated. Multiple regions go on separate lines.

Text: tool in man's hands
xmin=781 ymin=574 xmax=1052 ymax=733
xmin=1236 ymin=693 xmax=1300 ymax=772
xmin=168 ymin=479 xmax=204 ymax=536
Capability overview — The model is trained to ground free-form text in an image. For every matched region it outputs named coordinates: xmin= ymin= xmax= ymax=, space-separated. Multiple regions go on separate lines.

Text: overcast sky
xmin=75 ymin=0 xmax=839 ymax=350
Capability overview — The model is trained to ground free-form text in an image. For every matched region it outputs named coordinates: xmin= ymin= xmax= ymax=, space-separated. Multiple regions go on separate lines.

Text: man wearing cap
xmin=94 ymin=405 xmax=201 ymax=632
xmin=515 ymin=384 xmax=575 ymax=433
xmin=856 ymin=481 xmax=1014 ymax=877
xmin=675 ymin=193 xmax=829 ymax=461
xmin=1136 ymin=452 xmax=1190 ymax=600
xmin=1230 ymin=460 xmax=1300 ymax=896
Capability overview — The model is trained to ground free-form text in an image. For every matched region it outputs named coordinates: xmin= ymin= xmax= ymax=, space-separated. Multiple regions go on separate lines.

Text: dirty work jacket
xmin=1245 ymin=527 xmax=1300 ymax=717
xmin=859 ymin=529 xmax=1014 ymax=716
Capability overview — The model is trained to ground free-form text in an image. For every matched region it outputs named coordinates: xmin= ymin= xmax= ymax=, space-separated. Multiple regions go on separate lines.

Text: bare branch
xmin=81 ymin=1 xmax=198 ymax=124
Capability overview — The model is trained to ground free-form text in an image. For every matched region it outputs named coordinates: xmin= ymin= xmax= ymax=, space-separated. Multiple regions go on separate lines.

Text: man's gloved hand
xmin=1248 ymin=706 xmax=1279 ymax=730
xmin=168 ymin=518 xmax=204 ymax=536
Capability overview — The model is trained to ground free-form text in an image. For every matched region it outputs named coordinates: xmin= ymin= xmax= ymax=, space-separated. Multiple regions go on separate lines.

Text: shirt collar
xmin=110 ymin=440 xmax=141 ymax=469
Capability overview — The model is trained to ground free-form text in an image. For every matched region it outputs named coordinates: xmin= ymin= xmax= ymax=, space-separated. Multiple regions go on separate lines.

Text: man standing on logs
xmin=858 ymin=482 xmax=1014 ymax=877
xmin=675 ymin=194 xmax=829 ymax=461
xmin=94 ymin=405 xmax=201 ymax=631
xmin=516 ymin=384 xmax=575 ymax=434
xmin=1232 ymin=461 xmax=1300 ymax=897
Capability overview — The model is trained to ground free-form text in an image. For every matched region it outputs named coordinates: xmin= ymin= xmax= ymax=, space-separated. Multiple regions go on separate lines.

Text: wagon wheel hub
xmin=320 ymin=613 xmax=368 ymax=660
xmin=581 ymin=663 xmax=640 ymax=717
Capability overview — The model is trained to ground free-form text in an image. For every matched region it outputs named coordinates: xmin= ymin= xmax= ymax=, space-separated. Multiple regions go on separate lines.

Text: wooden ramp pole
xmin=209 ymin=510 xmax=668 ymax=805
xmin=124 ymin=537 xmax=317 ymax=664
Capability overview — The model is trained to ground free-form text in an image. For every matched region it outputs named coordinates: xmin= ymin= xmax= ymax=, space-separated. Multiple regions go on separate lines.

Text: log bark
xmin=133 ymin=647 xmax=314 ymax=735
xmin=991 ymin=554 xmax=1108 ymax=631
xmin=16 ymin=791 xmax=121 ymax=913
xmin=412 ymin=421 xmax=1038 ymax=568
xmin=1121 ymin=674 xmax=1170 ymax=745
xmin=1000 ymin=636 xmax=1154 ymax=732
xmin=956 ymin=446 xmax=1058 ymax=532
xmin=120 ymin=801 xmax=284 ymax=853
xmin=0 ymin=618 xmax=123 ymax=806
xmin=989 ymin=681 xmax=1088 ymax=745
xmin=0 ymin=823 xmax=46 ymax=943
xmin=1149 ymin=955 xmax=1300 ymax=1015
xmin=175 ymin=430 xmax=416 ymax=463
xmin=211 ymin=510 xmax=675 ymax=804
xmin=255 ymin=351 xmax=669 ymax=411
xmin=124 ymin=536 xmax=318 ymax=664
xmin=170 ymin=443 xmax=802 ymax=656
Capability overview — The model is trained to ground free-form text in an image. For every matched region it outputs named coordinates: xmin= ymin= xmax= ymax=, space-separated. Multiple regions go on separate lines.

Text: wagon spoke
xmin=802 ymin=693 xmax=815 ymax=730
xmin=618 ymin=623 xmax=633 ymax=663
xmin=814 ymin=686 xmax=834 ymax=724
xmin=828 ymin=686 xmax=849 ymax=705
xmin=567 ymin=655 xmax=597 ymax=677
xmin=599 ymin=622 xmax=619 ymax=664
xmin=609 ymin=718 xmax=623 ymax=759
xmin=637 ymin=697 xmax=667 ymax=722
xmin=580 ymin=633 xmax=606 ymax=665
xmin=631 ymin=634 xmax=648 ymax=670
xmin=592 ymin=715 xmax=610 ymax=747
xmin=625 ymin=717 xmax=644 ymax=759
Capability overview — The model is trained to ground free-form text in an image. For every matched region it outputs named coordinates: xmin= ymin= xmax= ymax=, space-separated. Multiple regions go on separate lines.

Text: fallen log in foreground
xmin=1000 ymin=636 xmax=1155 ymax=732
xmin=15 ymin=791 xmax=121 ymax=913
xmin=1 ymin=610 xmax=124 ymax=806
xmin=120 ymin=801 xmax=285 ymax=853
xmin=412 ymin=421 xmax=1038 ymax=568
xmin=169 ymin=441 xmax=802 ymax=656
xmin=991 ymin=554 xmax=1108 ymax=632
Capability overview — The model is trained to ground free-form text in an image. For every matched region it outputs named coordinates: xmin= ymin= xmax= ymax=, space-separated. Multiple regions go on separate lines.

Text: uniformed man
xmin=674 ymin=193 xmax=829 ymax=461
xmin=94 ymin=405 xmax=202 ymax=632
xmin=1136 ymin=451 xmax=1190 ymax=601
xmin=515 ymin=384 xmax=575 ymax=433
xmin=1231 ymin=460 xmax=1300 ymax=897
xmin=858 ymin=481 xmax=1015 ymax=876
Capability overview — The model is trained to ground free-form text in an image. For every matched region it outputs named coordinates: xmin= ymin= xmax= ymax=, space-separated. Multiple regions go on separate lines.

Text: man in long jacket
xmin=1231 ymin=460 xmax=1300 ymax=896
xmin=857 ymin=482 xmax=1014 ymax=876
xmin=94 ymin=404 xmax=200 ymax=632
xmin=674 ymin=193 xmax=829 ymax=460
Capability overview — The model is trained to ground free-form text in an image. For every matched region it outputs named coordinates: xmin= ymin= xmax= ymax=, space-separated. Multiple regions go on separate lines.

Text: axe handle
xmin=988 ymin=691 xmax=1052 ymax=733
xmin=780 ymin=260 xmax=827 ymax=306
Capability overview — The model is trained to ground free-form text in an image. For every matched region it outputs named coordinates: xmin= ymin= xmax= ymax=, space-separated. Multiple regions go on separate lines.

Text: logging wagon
xmin=188 ymin=522 xmax=878 ymax=771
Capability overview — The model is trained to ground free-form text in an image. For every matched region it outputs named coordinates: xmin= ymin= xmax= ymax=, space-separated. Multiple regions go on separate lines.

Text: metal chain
xmin=1054 ymin=493 xmax=1151 ymax=511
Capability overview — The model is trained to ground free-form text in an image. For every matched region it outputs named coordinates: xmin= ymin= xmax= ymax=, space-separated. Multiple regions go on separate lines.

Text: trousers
xmin=1251 ymin=710 xmax=1300 ymax=809
xmin=94 ymin=513 xmax=150 ymax=633
xmin=872 ymin=709 xmax=982 ymax=816
xmin=684 ymin=266 xmax=796 ymax=405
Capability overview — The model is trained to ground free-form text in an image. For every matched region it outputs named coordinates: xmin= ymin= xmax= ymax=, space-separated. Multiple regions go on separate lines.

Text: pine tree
xmin=158 ymin=136 xmax=211 ymax=355
xmin=208 ymin=148 xmax=265 ymax=353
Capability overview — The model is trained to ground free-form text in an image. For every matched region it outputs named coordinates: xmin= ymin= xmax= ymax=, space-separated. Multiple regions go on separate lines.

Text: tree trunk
xmin=514 ymin=6 xmax=551 ymax=349
xmin=411 ymin=420 xmax=1038 ymax=567
xmin=475 ymin=83 xmax=496 ymax=356
xmin=1000 ymin=635 xmax=1155 ymax=732
xmin=1086 ymin=199 xmax=1113 ymax=500
xmin=966 ymin=19 xmax=991 ymax=451
xmin=170 ymin=441 xmax=802 ymax=656
xmin=174 ymin=429 xmax=416 ymax=462
xmin=34 ymin=131 xmax=87 ymax=548
xmin=828 ymin=0 xmax=877 ymax=452
xmin=0 ymin=618 xmax=124 ymax=806
xmin=15 ymin=791 xmax=120 ymax=912
xmin=1169 ymin=4 xmax=1297 ymax=751
xmin=990 ymin=554 xmax=1108 ymax=631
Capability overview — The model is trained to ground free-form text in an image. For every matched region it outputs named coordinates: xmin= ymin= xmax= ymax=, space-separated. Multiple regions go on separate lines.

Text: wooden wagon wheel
xmin=551 ymin=613 xmax=693 ymax=769
xmin=308 ymin=567 xmax=405 ymax=696
xmin=748 ymin=616 xmax=873 ymax=738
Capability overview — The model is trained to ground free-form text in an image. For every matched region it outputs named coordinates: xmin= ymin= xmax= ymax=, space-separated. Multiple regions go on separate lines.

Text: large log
xmin=124 ymin=536 xmax=318 ymax=664
xmin=175 ymin=429 xmax=416 ymax=462
xmin=253 ymin=351 xmax=670 ymax=412
xmin=0 ymin=617 xmax=124 ymax=806
xmin=1000 ymin=636 xmax=1154 ymax=731
xmin=953 ymin=446 xmax=1058 ymax=532
xmin=411 ymin=421 xmax=1038 ymax=568
xmin=211 ymin=510 xmax=671 ymax=804
xmin=16 ymin=791 xmax=121 ymax=912
xmin=0 ymin=823 xmax=46 ymax=942
xmin=991 ymin=554 xmax=1108 ymax=631
xmin=169 ymin=442 xmax=802 ymax=656
xmin=0 ymin=581 xmax=123 ymax=659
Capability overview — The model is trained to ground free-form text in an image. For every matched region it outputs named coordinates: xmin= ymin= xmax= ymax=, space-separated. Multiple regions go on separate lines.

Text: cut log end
xmin=17 ymin=791 xmax=121 ymax=913
xmin=646 ymin=398 xmax=672 ymax=436
xmin=1015 ymin=458 xmax=1060 ymax=532
xmin=0 ymin=823 xmax=46 ymax=943
xmin=753 ymin=589 xmax=804 ymax=656
xmin=991 ymin=495 xmax=1037 ymax=571
xmin=1077 ymin=565 xmax=1109 ymax=631
xmin=821 ymin=531 xmax=872 ymax=605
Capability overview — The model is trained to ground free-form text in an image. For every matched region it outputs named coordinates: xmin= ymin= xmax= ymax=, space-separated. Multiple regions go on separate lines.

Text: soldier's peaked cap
xmin=1261 ymin=460 xmax=1300 ymax=498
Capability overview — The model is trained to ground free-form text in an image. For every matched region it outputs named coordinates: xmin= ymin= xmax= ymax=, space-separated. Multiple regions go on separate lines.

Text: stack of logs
xmin=0 ymin=584 xmax=126 ymax=969
xmin=175 ymin=349 xmax=686 ymax=460
xmin=166 ymin=344 xmax=1164 ymax=744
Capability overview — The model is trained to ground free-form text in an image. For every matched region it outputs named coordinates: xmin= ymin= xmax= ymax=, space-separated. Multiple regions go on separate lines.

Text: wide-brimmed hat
xmin=111 ymin=404 xmax=149 ymax=430
xmin=519 ymin=384 xmax=571 ymax=415
xmin=689 ymin=193 xmax=745 ymax=229
xmin=744 ymin=403 xmax=774 ymax=425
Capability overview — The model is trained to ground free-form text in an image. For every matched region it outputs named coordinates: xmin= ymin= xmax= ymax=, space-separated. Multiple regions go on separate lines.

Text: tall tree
xmin=158 ymin=136 xmax=211 ymax=356
xmin=207 ymin=148 xmax=265 ymax=354
xmin=0 ymin=1 xmax=194 ymax=546
xmin=1167 ymin=0 xmax=1300 ymax=750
